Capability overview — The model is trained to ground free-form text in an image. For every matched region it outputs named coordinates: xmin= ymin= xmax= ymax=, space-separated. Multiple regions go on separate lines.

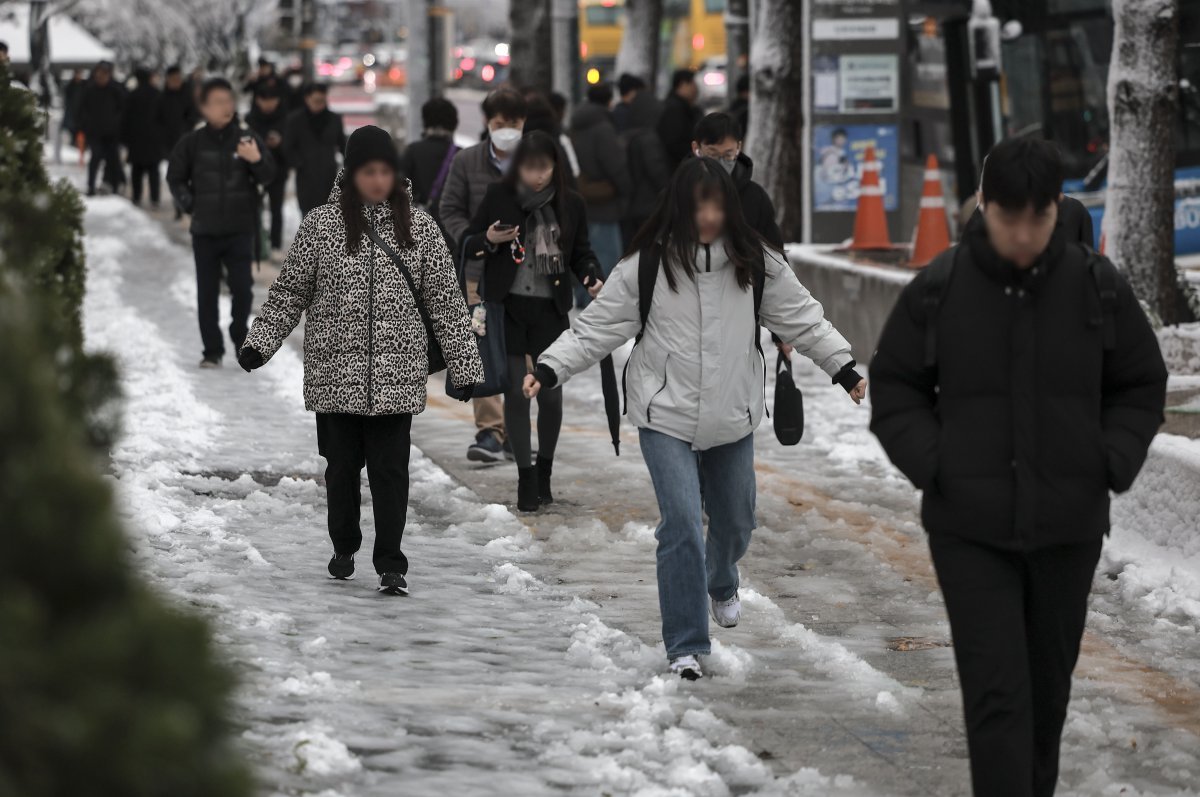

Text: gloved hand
xmin=453 ymin=383 xmax=475 ymax=402
xmin=237 ymin=347 xmax=265 ymax=373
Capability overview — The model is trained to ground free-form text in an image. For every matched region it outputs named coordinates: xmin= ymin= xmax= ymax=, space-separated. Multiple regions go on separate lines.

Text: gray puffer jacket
xmin=539 ymin=241 xmax=854 ymax=450
xmin=243 ymin=171 xmax=484 ymax=415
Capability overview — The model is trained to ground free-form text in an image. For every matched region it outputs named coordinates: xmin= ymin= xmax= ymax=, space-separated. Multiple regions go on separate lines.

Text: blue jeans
xmin=638 ymin=428 xmax=757 ymax=659
xmin=575 ymin=220 xmax=623 ymax=308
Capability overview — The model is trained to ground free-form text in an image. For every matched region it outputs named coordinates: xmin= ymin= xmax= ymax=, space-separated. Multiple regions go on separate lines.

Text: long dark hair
xmin=340 ymin=168 xmax=414 ymax=255
xmin=627 ymin=157 xmax=770 ymax=292
xmin=502 ymin=130 xmax=569 ymax=216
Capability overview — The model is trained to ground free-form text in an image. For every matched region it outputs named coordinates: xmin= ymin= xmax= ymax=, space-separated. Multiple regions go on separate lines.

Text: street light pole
xmin=407 ymin=0 xmax=431 ymax=146
xmin=300 ymin=0 xmax=317 ymax=82
xmin=551 ymin=0 xmax=580 ymax=106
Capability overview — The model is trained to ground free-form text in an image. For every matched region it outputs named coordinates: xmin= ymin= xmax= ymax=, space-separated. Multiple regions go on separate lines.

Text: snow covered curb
xmin=1158 ymin=322 xmax=1200 ymax=375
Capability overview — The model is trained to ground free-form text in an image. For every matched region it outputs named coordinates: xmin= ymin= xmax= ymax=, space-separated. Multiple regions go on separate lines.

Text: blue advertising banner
xmin=813 ymin=124 xmax=899 ymax=212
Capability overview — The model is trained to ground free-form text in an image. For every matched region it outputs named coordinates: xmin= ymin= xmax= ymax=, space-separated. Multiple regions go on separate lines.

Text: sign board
xmin=839 ymin=54 xmax=899 ymax=113
xmin=812 ymin=17 xmax=900 ymax=41
xmin=813 ymin=124 xmax=900 ymax=212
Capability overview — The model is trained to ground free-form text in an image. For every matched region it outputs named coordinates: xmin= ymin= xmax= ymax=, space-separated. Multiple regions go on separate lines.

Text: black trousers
xmin=316 ymin=412 xmax=413 ymax=575
xmin=928 ymin=534 xmax=1103 ymax=797
xmin=130 ymin=162 xmax=161 ymax=205
xmin=265 ymin=177 xmax=286 ymax=250
xmin=191 ymin=233 xmax=254 ymax=359
xmin=87 ymin=134 xmax=123 ymax=192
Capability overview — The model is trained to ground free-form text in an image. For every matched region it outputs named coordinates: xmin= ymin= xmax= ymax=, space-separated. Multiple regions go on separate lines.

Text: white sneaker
xmin=710 ymin=591 xmax=742 ymax=628
xmin=669 ymin=655 xmax=703 ymax=681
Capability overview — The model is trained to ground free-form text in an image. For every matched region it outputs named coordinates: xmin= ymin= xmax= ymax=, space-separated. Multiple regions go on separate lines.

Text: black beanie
xmin=343 ymin=125 xmax=399 ymax=174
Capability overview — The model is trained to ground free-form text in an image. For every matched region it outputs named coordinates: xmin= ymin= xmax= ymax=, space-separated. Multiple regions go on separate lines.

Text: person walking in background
xmin=569 ymin=82 xmax=630 ymax=307
xmin=246 ymin=80 xmax=290 ymax=260
xmin=524 ymin=158 xmax=866 ymax=681
xmin=462 ymin=131 xmax=603 ymax=511
xmin=728 ymin=74 xmax=750 ymax=137
xmin=612 ymin=73 xmax=646 ymax=134
xmin=160 ymin=65 xmax=196 ymax=152
xmin=620 ymin=91 xmax=670 ymax=245
xmin=243 ymin=57 xmax=277 ymax=97
xmin=239 ymin=126 xmax=483 ymax=596
xmin=123 ymin=67 xmax=166 ymax=208
xmin=167 ymin=77 xmax=275 ymax=368
xmin=285 ymin=82 xmax=346 ymax=216
xmin=657 ymin=69 xmax=700 ymax=172
xmin=399 ymin=97 xmax=460 ymax=222
xmin=439 ymin=87 xmax=527 ymax=464
xmin=869 ymin=138 xmax=1167 ymax=797
xmin=55 ymin=68 xmax=85 ymax=163
xmin=77 ymin=61 xmax=125 ymax=197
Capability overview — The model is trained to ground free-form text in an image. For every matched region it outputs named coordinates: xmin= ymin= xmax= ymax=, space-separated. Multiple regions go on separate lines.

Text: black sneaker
xmin=467 ymin=430 xmax=505 ymax=463
xmin=327 ymin=553 xmax=355 ymax=580
xmin=199 ymin=356 xmax=222 ymax=369
xmin=378 ymin=572 xmax=409 ymax=595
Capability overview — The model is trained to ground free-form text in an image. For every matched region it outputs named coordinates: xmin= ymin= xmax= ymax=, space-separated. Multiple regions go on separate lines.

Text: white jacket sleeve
xmin=538 ymin=254 xmax=643 ymax=385
xmin=758 ymin=248 xmax=855 ymax=377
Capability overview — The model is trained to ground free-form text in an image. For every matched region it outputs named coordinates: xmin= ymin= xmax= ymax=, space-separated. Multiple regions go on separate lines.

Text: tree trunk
xmin=746 ymin=0 xmax=803 ymax=242
xmin=28 ymin=0 xmax=56 ymax=109
xmin=725 ymin=0 xmax=749 ymax=103
xmin=509 ymin=0 xmax=552 ymax=93
xmin=1106 ymin=0 xmax=1195 ymax=324
xmin=614 ymin=0 xmax=661 ymax=93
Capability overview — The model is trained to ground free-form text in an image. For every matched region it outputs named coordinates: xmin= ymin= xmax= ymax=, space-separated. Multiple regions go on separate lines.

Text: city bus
xmin=669 ymin=0 xmax=726 ymax=71
xmin=579 ymin=0 xmax=622 ymax=85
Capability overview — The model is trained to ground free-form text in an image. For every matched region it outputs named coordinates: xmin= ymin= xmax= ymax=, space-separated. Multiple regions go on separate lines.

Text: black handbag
xmin=773 ymin=353 xmax=805 ymax=446
xmin=366 ymin=226 xmax=448 ymax=374
xmin=456 ymin=238 xmax=509 ymax=399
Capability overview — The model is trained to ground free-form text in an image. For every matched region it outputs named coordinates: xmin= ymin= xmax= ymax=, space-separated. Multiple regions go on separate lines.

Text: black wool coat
xmin=463 ymin=182 xmax=602 ymax=316
xmin=869 ymin=214 xmax=1167 ymax=550
xmin=284 ymin=107 xmax=347 ymax=212
xmin=122 ymin=84 xmax=166 ymax=165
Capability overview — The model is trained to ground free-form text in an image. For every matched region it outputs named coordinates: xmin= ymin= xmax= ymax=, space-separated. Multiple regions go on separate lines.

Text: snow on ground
xmin=72 ymin=180 xmax=1200 ymax=796
xmin=79 ymin=196 xmax=877 ymax=795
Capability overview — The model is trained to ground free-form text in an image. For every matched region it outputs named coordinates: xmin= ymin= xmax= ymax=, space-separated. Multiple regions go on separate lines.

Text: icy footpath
xmin=79 ymin=197 xmax=874 ymax=795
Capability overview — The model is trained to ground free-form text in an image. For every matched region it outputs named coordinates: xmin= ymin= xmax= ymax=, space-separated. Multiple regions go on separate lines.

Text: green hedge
xmin=0 ymin=64 xmax=254 ymax=796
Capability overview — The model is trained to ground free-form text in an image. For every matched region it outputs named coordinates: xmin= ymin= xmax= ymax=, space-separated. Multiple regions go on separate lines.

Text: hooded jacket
xmin=569 ymin=101 xmax=632 ymax=223
xmin=729 ymin=153 xmax=783 ymax=248
xmin=620 ymin=93 xmax=671 ymax=226
xmin=539 ymin=242 xmax=854 ymax=451
xmin=243 ymin=170 xmax=484 ymax=415
xmin=870 ymin=214 xmax=1167 ymax=549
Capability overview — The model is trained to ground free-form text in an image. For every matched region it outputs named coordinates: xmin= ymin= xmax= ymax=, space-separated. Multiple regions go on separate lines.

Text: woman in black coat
xmin=463 ymin=131 xmax=603 ymax=511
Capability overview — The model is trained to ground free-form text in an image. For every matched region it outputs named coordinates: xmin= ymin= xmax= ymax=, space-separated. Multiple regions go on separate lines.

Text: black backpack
xmin=919 ymin=242 xmax=1119 ymax=369
xmin=622 ymin=243 xmax=767 ymax=413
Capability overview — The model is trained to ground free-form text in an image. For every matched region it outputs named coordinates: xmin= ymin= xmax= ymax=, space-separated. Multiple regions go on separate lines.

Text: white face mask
xmin=490 ymin=127 xmax=522 ymax=154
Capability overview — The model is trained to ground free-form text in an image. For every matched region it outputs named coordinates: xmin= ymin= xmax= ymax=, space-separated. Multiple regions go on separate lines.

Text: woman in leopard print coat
xmin=239 ymin=125 xmax=482 ymax=594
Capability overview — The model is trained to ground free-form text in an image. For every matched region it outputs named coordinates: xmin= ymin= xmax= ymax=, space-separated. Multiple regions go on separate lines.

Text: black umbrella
xmin=599 ymin=354 xmax=621 ymax=455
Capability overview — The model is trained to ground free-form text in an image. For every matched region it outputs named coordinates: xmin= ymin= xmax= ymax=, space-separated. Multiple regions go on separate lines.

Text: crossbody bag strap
xmin=366 ymin=225 xmax=436 ymax=334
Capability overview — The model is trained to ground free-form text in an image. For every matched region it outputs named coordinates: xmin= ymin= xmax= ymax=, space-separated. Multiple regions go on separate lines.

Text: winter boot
xmin=669 ymin=655 xmax=704 ymax=681
xmin=327 ymin=553 xmax=355 ymax=580
xmin=517 ymin=467 xmax=540 ymax=512
xmin=536 ymin=456 xmax=554 ymax=505
xmin=378 ymin=572 xmax=409 ymax=596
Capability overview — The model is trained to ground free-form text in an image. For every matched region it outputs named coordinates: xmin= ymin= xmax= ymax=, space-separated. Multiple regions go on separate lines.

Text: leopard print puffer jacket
xmin=244 ymin=171 xmax=483 ymax=415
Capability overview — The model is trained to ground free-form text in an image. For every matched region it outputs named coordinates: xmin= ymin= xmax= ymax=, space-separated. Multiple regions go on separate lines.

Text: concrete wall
xmin=785 ymin=244 xmax=916 ymax=366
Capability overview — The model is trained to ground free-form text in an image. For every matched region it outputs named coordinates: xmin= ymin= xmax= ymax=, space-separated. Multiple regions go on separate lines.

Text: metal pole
xmin=551 ymin=0 xmax=580 ymax=105
xmin=725 ymin=0 xmax=749 ymax=104
xmin=300 ymin=0 xmax=316 ymax=82
xmin=407 ymin=0 xmax=431 ymax=145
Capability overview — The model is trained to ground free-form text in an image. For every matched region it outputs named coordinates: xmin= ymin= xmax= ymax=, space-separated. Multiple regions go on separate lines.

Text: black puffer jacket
xmin=870 ymin=214 xmax=1167 ymax=550
xmin=77 ymin=80 xmax=124 ymax=138
xmin=246 ymin=103 xmax=290 ymax=184
xmin=166 ymin=119 xmax=277 ymax=236
xmin=730 ymin=153 xmax=782 ymax=248
xmin=159 ymin=86 xmax=196 ymax=152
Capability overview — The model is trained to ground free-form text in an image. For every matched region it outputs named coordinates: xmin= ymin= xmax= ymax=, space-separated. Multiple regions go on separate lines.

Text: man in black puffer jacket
xmin=167 ymin=77 xmax=276 ymax=368
xmin=77 ymin=61 xmax=125 ymax=196
xmin=870 ymin=138 xmax=1167 ymax=797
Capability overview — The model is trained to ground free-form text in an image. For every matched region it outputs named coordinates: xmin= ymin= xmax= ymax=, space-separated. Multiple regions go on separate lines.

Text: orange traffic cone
xmin=909 ymin=154 xmax=950 ymax=267
xmin=849 ymin=146 xmax=891 ymax=250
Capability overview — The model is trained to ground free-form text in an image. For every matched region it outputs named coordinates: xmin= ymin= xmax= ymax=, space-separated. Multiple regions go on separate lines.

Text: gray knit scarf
xmin=517 ymin=183 xmax=565 ymax=275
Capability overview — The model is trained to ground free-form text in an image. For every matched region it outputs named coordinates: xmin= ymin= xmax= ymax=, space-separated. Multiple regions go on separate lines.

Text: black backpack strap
xmin=753 ymin=249 xmax=768 ymax=416
xmin=623 ymin=244 xmax=661 ymax=415
xmin=1087 ymin=248 xmax=1119 ymax=352
xmin=921 ymin=246 xmax=959 ymax=369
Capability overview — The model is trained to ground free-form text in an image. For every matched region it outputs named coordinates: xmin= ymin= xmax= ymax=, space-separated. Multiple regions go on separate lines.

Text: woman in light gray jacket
xmin=524 ymin=158 xmax=866 ymax=680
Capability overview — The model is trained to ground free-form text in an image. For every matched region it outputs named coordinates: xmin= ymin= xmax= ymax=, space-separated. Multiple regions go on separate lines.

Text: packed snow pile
xmin=1158 ymin=322 xmax=1200 ymax=375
